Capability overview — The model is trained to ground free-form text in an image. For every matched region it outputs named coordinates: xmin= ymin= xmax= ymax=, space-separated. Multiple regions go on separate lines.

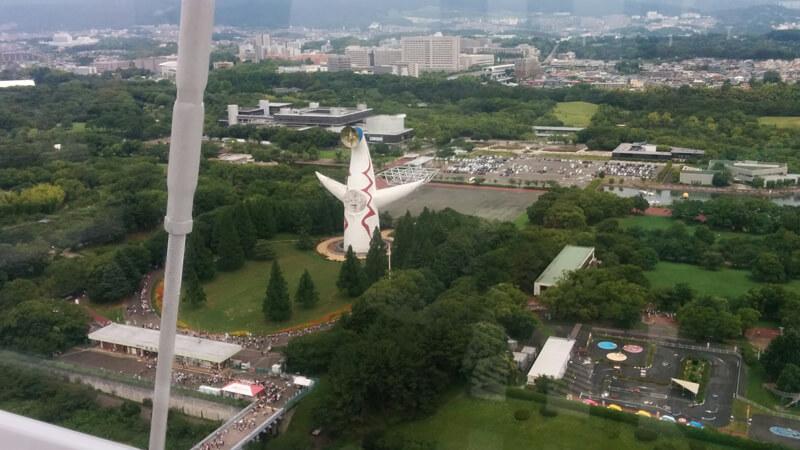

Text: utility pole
xmin=148 ymin=1 xmax=214 ymax=449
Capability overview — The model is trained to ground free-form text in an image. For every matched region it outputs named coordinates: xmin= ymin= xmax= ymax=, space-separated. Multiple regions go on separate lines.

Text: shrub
xmin=539 ymin=406 xmax=558 ymax=417
xmin=514 ymin=409 xmax=531 ymax=421
xmin=688 ymin=442 xmax=706 ymax=450
xmin=634 ymin=428 xmax=658 ymax=442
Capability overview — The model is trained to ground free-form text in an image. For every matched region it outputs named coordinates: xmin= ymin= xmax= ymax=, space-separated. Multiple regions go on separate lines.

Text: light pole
xmin=148 ymin=1 xmax=215 ymax=449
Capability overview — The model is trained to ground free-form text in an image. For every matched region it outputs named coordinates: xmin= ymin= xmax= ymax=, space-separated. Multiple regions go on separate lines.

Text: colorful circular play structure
xmin=623 ymin=344 xmax=644 ymax=354
xmin=606 ymin=352 xmax=628 ymax=362
xmin=770 ymin=427 xmax=800 ymax=439
xmin=597 ymin=341 xmax=617 ymax=350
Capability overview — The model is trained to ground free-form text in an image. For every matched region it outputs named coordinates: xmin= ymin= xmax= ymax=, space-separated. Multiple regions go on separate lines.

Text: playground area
xmin=567 ymin=329 xmax=742 ymax=429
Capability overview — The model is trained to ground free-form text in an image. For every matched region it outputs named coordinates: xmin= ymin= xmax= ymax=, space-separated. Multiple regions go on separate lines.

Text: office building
xmin=401 ymin=35 xmax=460 ymax=72
xmin=327 ymin=54 xmax=352 ymax=72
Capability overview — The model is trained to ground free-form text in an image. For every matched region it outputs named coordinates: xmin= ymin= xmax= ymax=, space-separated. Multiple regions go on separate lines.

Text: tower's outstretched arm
xmin=315 ymin=172 xmax=347 ymax=202
xmin=373 ymin=179 xmax=425 ymax=210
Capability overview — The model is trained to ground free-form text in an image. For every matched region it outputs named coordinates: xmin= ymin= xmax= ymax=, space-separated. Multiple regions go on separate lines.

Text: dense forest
xmin=559 ymin=31 xmax=800 ymax=61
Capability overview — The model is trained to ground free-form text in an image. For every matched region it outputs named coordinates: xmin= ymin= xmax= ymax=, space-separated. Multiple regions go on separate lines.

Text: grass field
xmin=646 ymin=262 xmax=800 ymax=298
xmin=758 ymin=116 xmax=800 ymax=129
xmin=618 ymin=215 xmax=756 ymax=241
xmin=88 ymin=302 xmax=125 ymax=324
xmin=178 ymin=241 xmax=347 ymax=334
xmin=553 ymin=102 xmax=599 ymax=128
xmin=388 ymin=396 xmax=734 ymax=450
xmin=513 ymin=212 xmax=530 ymax=228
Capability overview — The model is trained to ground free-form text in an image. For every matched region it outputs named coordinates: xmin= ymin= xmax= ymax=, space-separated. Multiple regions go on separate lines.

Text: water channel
xmin=600 ymin=186 xmax=800 ymax=207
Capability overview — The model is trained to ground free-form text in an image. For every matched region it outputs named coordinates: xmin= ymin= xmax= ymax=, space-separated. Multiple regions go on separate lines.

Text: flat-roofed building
xmin=327 ymin=54 xmax=352 ymax=72
xmin=481 ymin=64 xmax=515 ymax=80
xmin=364 ymin=114 xmax=415 ymax=144
xmin=612 ymin=142 xmax=705 ymax=160
xmin=401 ymin=35 xmax=460 ymax=72
xmin=527 ymin=337 xmax=576 ymax=384
xmin=514 ymin=57 xmax=542 ymax=80
xmin=532 ymin=126 xmax=584 ymax=137
xmin=459 ymin=53 xmax=494 ymax=69
xmin=534 ymin=245 xmax=596 ymax=296
xmin=679 ymin=169 xmax=717 ymax=185
xmin=373 ymin=47 xmax=403 ymax=66
xmin=273 ymin=102 xmax=373 ymax=127
xmin=708 ymin=160 xmax=800 ymax=186
xmin=345 ymin=46 xmax=373 ymax=68
xmin=88 ymin=323 xmax=242 ymax=369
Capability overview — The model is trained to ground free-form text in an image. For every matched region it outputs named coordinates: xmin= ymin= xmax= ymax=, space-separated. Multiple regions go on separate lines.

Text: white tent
xmin=671 ymin=378 xmax=700 ymax=395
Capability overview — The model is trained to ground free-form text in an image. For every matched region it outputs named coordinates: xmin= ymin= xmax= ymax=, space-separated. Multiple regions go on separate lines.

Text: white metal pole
xmin=149 ymin=1 xmax=215 ymax=449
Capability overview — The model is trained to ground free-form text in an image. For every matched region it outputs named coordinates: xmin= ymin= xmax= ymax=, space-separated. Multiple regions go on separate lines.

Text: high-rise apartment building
xmin=345 ymin=46 xmax=373 ymax=68
xmin=327 ymin=54 xmax=352 ymax=72
xmin=373 ymin=47 xmax=403 ymax=66
xmin=514 ymin=57 xmax=542 ymax=80
xmin=401 ymin=36 xmax=460 ymax=72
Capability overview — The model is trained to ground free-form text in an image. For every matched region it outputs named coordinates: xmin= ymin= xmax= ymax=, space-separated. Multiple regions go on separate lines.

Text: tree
xmin=737 ymin=307 xmax=761 ymax=333
xmin=699 ymin=251 xmax=723 ymax=271
xmin=632 ymin=195 xmax=649 ymax=214
xmin=337 ymin=245 xmax=365 ymax=297
xmin=763 ymin=70 xmax=782 ymax=84
xmin=0 ymin=278 xmax=41 ymax=311
xmin=263 ymin=260 xmax=291 ymax=321
xmin=295 ymin=229 xmax=316 ymax=251
xmin=233 ymin=202 xmax=257 ymax=259
xmin=295 ymin=269 xmax=319 ymax=309
xmin=216 ymin=213 xmax=245 ymax=271
xmin=752 ymin=252 xmax=786 ymax=283
xmin=777 ymin=364 xmax=800 ymax=393
xmin=0 ymin=300 xmax=88 ymax=355
xmin=677 ymin=296 xmax=742 ymax=341
xmin=750 ymin=176 xmax=765 ymax=188
xmin=364 ymin=227 xmax=388 ymax=285
xmin=184 ymin=233 xmax=215 ymax=281
xmin=763 ymin=330 xmax=800 ymax=381
xmin=182 ymin=271 xmax=206 ymax=306
xmin=253 ymin=239 xmax=276 ymax=260
xmin=98 ymin=261 xmax=130 ymax=303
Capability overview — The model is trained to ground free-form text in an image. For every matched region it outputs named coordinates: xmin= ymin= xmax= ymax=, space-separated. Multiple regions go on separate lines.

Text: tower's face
xmin=343 ymin=189 xmax=367 ymax=214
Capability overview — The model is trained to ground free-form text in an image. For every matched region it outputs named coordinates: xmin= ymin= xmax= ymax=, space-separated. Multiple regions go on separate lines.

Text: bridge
xmin=191 ymin=385 xmax=313 ymax=450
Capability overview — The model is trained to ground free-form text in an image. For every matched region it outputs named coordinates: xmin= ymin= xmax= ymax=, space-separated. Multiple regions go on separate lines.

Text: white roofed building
xmin=526 ymin=337 xmax=575 ymax=384
xmin=88 ymin=323 xmax=242 ymax=369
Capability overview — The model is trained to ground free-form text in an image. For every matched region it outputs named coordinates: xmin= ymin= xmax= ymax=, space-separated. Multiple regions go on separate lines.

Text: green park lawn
xmin=758 ymin=116 xmax=800 ymax=129
xmin=387 ymin=396 xmax=734 ymax=450
xmin=178 ymin=241 xmax=348 ymax=334
xmin=513 ymin=212 xmax=530 ymax=229
xmin=618 ymin=214 xmax=756 ymax=241
xmin=552 ymin=102 xmax=599 ymax=128
xmin=646 ymin=262 xmax=800 ymax=298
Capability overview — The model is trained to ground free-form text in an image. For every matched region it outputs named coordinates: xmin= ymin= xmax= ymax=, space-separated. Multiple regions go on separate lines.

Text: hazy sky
xmin=0 ymin=0 xmax=780 ymax=31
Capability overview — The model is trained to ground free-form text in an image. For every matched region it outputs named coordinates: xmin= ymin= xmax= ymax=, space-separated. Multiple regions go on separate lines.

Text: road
xmin=543 ymin=41 xmax=560 ymax=65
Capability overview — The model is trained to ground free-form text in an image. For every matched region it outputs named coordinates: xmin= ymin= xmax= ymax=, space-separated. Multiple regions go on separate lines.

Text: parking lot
xmin=566 ymin=331 xmax=742 ymax=428
xmin=438 ymin=156 xmax=605 ymax=188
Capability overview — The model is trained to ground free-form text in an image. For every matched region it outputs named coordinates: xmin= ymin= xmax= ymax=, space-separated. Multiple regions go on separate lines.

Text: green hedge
xmin=506 ymin=388 xmax=788 ymax=450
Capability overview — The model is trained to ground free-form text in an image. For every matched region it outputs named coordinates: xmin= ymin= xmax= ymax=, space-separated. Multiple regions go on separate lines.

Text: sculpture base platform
xmin=316 ymin=231 xmax=393 ymax=262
